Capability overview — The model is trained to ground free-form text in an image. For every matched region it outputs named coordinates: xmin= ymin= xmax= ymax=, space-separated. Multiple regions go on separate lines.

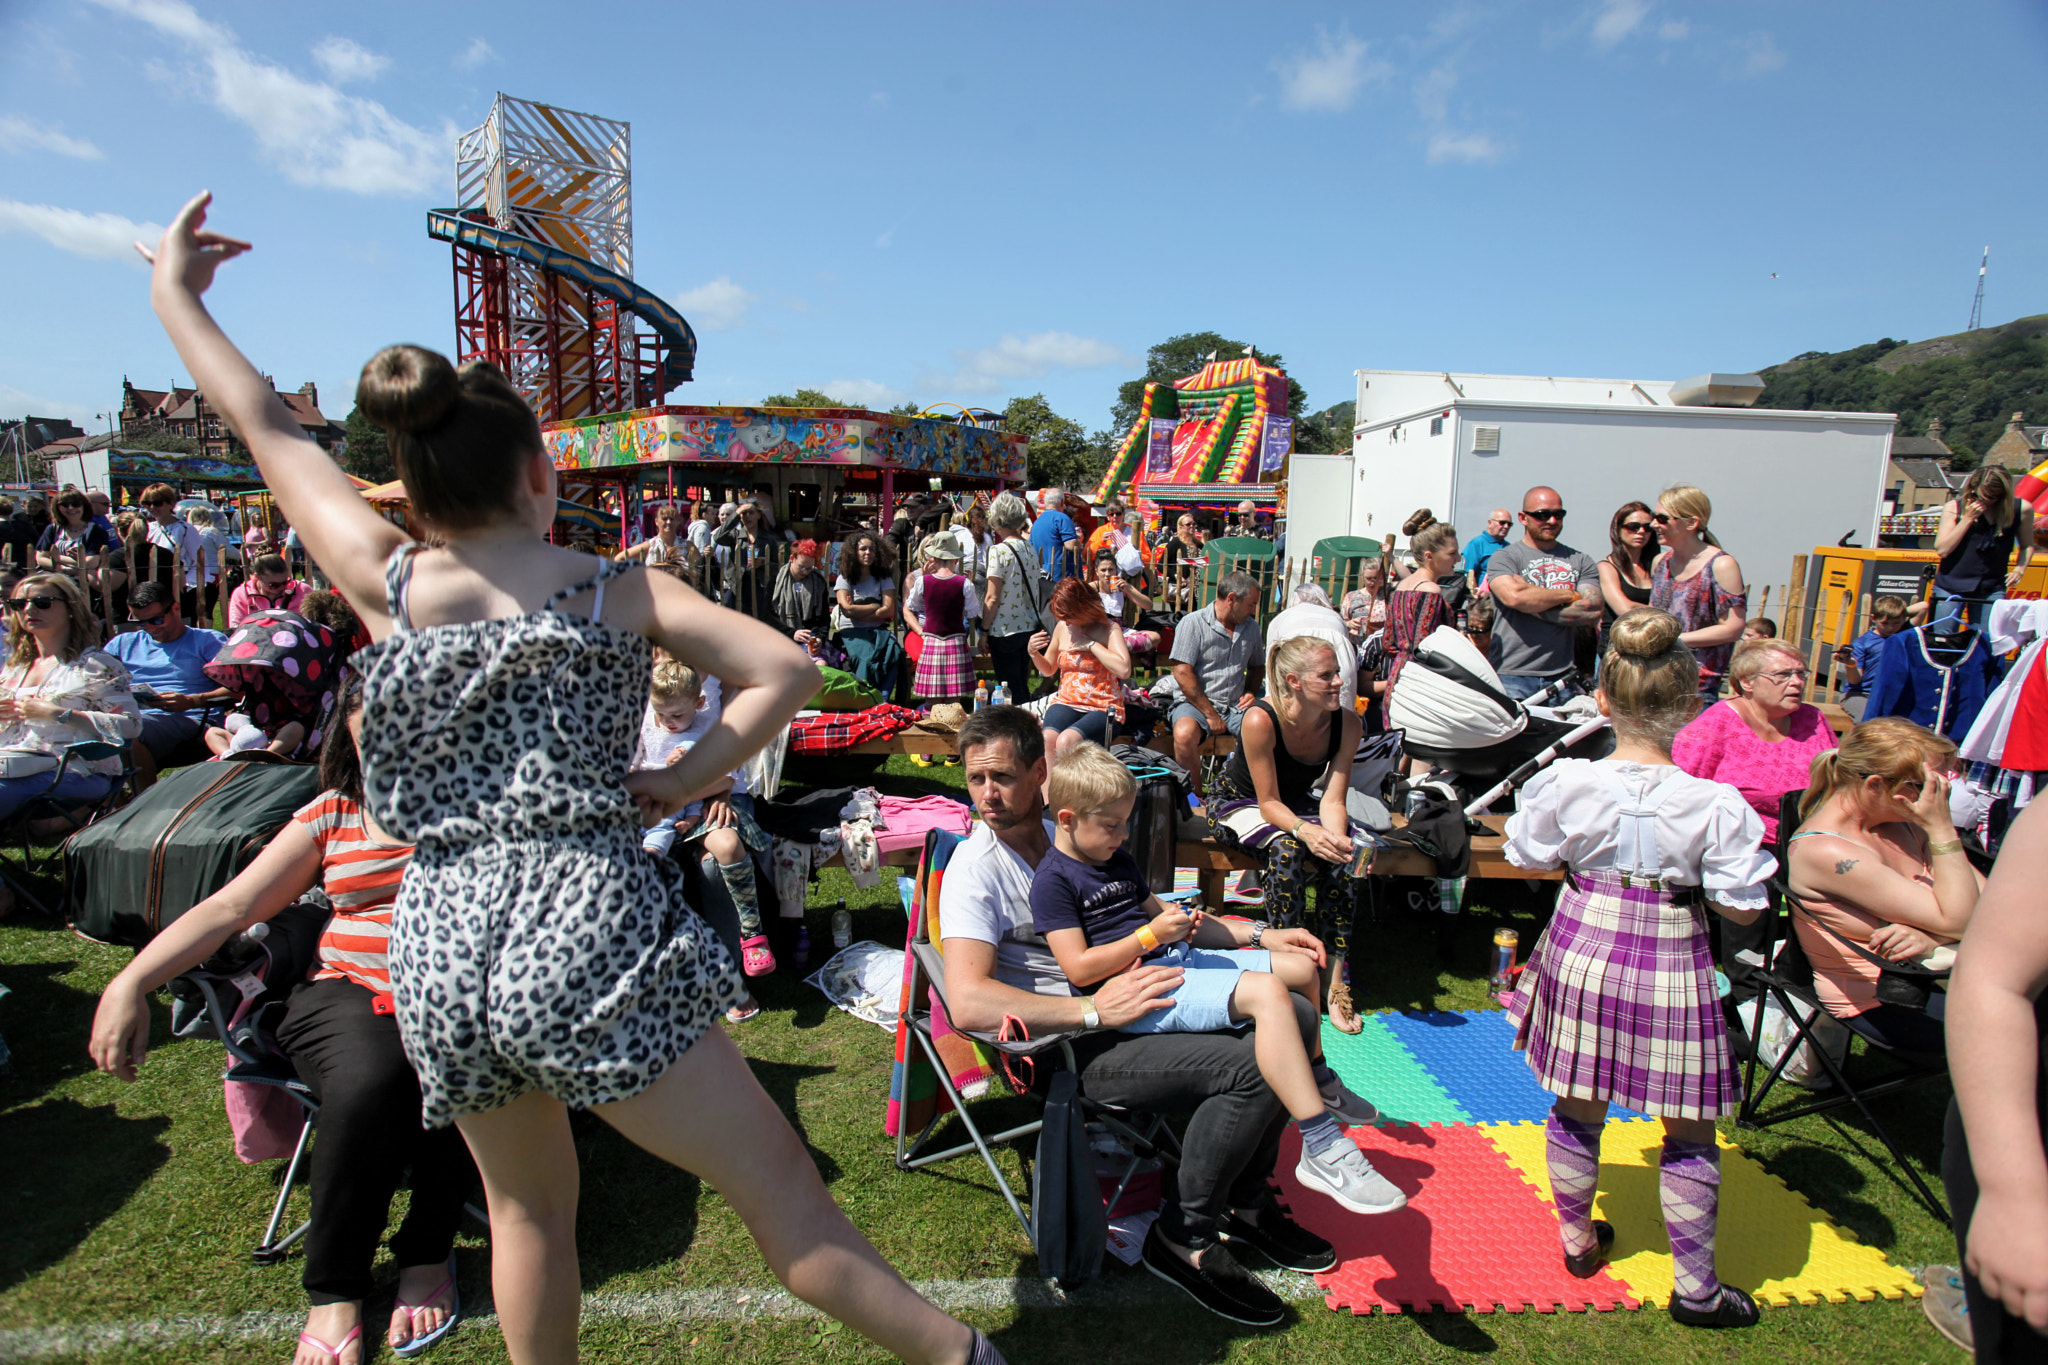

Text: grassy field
xmin=0 ymin=754 xmax=1964 ymax=1364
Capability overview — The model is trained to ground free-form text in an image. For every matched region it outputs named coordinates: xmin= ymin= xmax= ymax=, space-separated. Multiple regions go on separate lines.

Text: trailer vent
xmin=1471 ymin=426 xmax=1500 ymax=454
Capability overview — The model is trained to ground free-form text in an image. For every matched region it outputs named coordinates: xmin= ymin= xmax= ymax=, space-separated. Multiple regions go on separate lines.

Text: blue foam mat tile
xmin=1382 ymin=1009 xmax=1647 ymax=1123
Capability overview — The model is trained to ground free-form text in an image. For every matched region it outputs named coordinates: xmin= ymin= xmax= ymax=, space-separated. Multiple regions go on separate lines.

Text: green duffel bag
xmin=809 ymin=665 xmax=883 ymax=711
xmin=66 ymin=754 xmax=326 ymax=948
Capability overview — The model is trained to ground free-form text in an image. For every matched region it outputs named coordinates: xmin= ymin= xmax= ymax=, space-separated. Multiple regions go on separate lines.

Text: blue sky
xmin=4 ymin=0 xmax=2045 ymax=438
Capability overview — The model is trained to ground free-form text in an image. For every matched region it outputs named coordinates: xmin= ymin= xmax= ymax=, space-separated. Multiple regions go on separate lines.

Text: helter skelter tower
xmin=428 ymin=93 xmax=695 ymax=422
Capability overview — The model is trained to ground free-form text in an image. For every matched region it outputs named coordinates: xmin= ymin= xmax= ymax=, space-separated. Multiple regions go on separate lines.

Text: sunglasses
xmin=1652 ymin=511 xmax=1682 ymax=525
xmin=1621 ymin=520 xmax=1654 ymax=532
xmin=129 ymin=611 xmax=171 ymax=627
xmin=1523 ymin=508 xmax=1567 ymax=521
xmin=6 ymin=595 xmax=61 ymax=612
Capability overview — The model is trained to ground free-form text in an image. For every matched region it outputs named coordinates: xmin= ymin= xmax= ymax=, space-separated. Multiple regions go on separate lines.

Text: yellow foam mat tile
xmin=1485 ymin=1119 xmax=1922 ymax=1307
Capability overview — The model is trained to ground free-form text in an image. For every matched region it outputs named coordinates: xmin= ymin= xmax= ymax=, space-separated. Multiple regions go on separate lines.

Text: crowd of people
xmin=16 ymin=194 xmax=2039 ymax=1363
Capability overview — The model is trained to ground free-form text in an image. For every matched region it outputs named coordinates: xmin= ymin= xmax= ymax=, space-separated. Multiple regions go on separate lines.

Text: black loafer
xmin=1141 ymin=1225 xmax=1287 ymax=1327
xmin=1220 ymin=1208 xmax=1338 ymax=1274
xmin=1669 ymin=1285 xmax=1760 ymax=1328
xmin=1564 ymin=1220 xmax=1614 ymax=1279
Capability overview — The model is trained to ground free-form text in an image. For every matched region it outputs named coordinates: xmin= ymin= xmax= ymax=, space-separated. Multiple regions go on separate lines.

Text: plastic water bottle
xmin=991 ymin=681 xmax=1010 ymax=707
xmin=973 ymin=680 xmax=989 ymax=711
xmin=1489 ymin=928 xmax=1520 ymax=993
xmin=831 ymin=898 xmax=852 ymax=951
xmin=793 ymin=923 xmax=811 ymax=973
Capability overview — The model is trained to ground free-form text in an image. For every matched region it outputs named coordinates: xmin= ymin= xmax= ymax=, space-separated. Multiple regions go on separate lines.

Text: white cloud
xmin=0 ymin=383 xmax=98 ymax=428
xmin=1414 ymin=61 xmax=1456 ymax=124
xmin=1274 ymin=27 xmax=1387 ymax=113
xmin=931 ymin=332 xmax=1132 ymax=395
xmin=1734 ymin=31 xmax=1785 ymax=77
xmin=87 ymin=0 xmax=449 ymax=196
xmin=671 ymin=275 xmax=756 ymax=331
xmin=1590 ymin=0 xmax=1650 ymax=50
xmin=0 ymin=199 xmax=162 ymax=262
xmin=454 ymin=38 xmax=495 ymax=71
xmin=0 ymin=115 xmax=103 ymax=160
xmin=1659 ymin=19 xmax=1691 ymax=40
xmin=311 ymin=36 xmax=390 ymax=84
xmin=823 ymin=378 xmax=911 ymax=409
xmin=1427 ymin=130 xmax=1509 ymax=164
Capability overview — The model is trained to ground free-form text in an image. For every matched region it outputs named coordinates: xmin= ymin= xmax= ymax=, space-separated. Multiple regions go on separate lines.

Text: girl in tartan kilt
xmin=1503 ymin=607 xmax=1777 ymax=1328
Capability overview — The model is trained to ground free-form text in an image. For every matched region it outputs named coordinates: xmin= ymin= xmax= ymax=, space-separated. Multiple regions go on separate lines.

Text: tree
xmin=113 ymin=425 xmax=201 ymax=457
xmin=340 ymin=407 xmax=394 ymax=484
xmin=1108 ymin=331 xmax=1310 ymax=439
xmin=758 ymin=388 xmax=850 ymax=408
xmin=1003 ymin=393 xmax=1105 ymax=491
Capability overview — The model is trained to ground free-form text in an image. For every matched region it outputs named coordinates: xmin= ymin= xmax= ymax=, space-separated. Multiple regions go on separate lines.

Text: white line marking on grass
xmin=0 ymin=1271 xmax=1324 ymax=1359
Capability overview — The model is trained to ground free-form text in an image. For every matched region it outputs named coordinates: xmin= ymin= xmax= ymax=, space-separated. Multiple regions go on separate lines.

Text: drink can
xmin=1347 ymin=840 xmax=1374 ymax=877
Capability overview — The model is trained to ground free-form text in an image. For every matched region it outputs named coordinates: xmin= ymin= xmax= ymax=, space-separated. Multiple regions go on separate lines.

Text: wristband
xmin=1927 ymin=838 xmax=1965 ymax=856
xmin=1135 ymin=924 xmax=1160 ymax=952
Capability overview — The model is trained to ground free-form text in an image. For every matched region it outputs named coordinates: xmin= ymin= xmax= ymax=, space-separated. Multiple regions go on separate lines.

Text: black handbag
xmin=1032 ymin=1070 xmax=1107 ymax=1289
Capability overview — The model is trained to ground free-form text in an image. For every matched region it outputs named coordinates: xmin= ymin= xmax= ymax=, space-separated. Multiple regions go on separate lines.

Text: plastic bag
xmin=1737 ymin=995 xmax=1845 ymax=1090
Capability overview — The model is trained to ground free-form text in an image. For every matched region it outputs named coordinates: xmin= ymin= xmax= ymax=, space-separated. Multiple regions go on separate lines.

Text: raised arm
xmin=141 ymin=194 xmax=403 ymax=630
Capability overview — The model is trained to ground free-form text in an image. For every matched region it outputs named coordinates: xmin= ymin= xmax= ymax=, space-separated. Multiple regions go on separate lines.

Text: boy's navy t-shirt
xmin=1028 ymin=844 xmax=1154 ymax=952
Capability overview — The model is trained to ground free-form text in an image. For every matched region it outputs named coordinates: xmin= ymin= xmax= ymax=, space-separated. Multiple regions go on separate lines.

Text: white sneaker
xmin=1296 ymin=1137 xmax=1407 ymax=1214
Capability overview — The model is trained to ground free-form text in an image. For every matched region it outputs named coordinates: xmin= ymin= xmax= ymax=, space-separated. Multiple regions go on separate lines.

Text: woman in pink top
xmin=1786 ymin=718 xmax=1981 ymax=1057
xmin=1672 ymin=639 xmax=1837 ymax=842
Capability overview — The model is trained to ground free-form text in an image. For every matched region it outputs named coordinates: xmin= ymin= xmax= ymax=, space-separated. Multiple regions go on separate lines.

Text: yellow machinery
xmin=1797 ymin=545 xmax=2048 ymax=650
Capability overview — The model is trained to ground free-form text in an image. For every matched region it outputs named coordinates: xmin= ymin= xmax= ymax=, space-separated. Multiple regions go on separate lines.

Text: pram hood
xmin=1386 ymin=626 xmax=1526 ymax=752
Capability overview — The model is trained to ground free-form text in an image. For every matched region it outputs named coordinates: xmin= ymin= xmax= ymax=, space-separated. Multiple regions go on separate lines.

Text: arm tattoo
xmin=1834 ymin=858 xmax=1858 ymax=875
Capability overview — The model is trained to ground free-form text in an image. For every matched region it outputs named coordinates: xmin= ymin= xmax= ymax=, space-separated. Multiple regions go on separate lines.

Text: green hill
xmin=1755 ymin=313 xmax=2048 ymax=465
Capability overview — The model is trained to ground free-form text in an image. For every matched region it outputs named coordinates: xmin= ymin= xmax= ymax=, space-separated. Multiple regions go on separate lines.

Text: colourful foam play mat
xmin=1284 ymin=1009 xmax=1923 ymax=1315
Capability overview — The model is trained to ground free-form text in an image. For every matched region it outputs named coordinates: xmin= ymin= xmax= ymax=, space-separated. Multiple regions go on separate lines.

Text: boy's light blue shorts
xmin=1118 ymin=943 xmax=1273 ymax=1035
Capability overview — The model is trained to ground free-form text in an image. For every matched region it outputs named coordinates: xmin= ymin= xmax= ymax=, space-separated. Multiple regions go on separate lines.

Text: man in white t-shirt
xmin=939 ymin=706 xmax=1353 ymax=1327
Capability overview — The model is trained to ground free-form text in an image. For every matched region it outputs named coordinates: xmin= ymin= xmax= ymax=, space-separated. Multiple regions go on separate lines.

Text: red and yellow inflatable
xmin=2016 ymin=457 xmax=2048 ymax=519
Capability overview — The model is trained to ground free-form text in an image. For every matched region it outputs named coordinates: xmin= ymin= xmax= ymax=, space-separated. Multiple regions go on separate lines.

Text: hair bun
xmin=356 ymin=344 xmax=459 ymax=435
xmin=1608 ymin=606 xmax=1682 ymax=659
xmin=1402 ymin=508 xmax=1439 ymax=538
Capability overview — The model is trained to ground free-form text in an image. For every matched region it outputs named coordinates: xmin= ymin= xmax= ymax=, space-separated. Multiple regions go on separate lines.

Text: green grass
xmin=0 ymin=754 xmax=1963 ymax=1363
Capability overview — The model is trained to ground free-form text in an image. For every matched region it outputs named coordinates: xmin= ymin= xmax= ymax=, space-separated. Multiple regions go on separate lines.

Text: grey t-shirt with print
xmin=1486 ymin=539 xmax=1599 ymax=679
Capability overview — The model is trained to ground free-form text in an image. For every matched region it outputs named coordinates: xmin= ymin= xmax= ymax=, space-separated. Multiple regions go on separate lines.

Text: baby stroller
xmin=202 ymin=609 xmax=349 ymax=761
xmin=1388 ymin=626 xmax=1613 ymax=819
xmin=1383 ymin=627 xmax=1613 ymax=931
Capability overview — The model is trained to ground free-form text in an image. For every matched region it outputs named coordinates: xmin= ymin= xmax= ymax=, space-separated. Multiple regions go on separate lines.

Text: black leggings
xmin=274 ymin=976 xmax=478 ymax=1304
xmin=1944 ymin=1096 xmax=2048 ymax=1363
xmin=988 ymin=630 xmax=1037 ymax=704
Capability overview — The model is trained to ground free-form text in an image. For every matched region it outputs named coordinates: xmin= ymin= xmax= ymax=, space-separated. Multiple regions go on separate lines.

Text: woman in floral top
xmin=0 ymin=574 xmax=140 ymax=912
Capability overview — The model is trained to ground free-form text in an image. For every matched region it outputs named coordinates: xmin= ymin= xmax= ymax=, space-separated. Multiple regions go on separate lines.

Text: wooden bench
xmin=1175 ymin=813 xmax=1559 ymax=906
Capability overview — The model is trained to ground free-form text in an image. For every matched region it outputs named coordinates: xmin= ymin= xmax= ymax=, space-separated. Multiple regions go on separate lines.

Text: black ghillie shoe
xmin=1668 ymin=1285 xmax=1760 ymax=1328
xmin=1563 ymin=1220 xmax=1614 ymax=1279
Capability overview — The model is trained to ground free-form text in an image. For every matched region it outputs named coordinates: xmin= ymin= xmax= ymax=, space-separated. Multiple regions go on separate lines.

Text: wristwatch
xmin=1249 ymin=920 xmax=1269 ymax=949
xmin=1080 ymin=997 xmax=1101 ymax=1031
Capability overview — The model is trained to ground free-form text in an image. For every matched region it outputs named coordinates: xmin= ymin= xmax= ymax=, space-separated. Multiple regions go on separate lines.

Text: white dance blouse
xmin=1503 ymin=758 xmax=1776 ymax=910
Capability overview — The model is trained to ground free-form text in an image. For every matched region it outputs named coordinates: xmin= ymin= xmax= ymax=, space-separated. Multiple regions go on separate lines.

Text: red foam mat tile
xmin=1272 ymin=1123 xmax=1642 ymax=1315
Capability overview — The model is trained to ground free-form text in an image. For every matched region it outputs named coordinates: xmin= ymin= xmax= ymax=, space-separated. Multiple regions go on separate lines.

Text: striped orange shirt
xmin=298 ymin=792 xmax=414 ymax=1006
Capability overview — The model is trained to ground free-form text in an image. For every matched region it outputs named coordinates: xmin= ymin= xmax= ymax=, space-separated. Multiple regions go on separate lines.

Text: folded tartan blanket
xmin=790 ymin=704 xmax=924 ymax=754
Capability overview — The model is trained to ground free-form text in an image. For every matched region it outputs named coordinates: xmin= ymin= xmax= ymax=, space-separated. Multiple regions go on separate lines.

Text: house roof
xmin=1890 ymin=458 xmax=1955 ymax=489
xmin=1890 ymin=435 xmax=1951 ymax=459
xmin=277 ymin=390 xmax=335 ymax=432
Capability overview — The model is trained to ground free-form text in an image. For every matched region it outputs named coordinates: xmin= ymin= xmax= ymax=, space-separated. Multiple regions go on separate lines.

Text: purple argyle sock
xmin=1660 ymin=1136 xmax=1723 ymax=1308
xmin=1545 ymin=1107 xmax=1604 ymax=1258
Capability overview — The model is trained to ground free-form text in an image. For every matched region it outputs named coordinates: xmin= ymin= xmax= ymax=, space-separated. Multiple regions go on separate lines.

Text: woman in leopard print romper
xmin=141 ymin=193 xmax=1003 ymax=1365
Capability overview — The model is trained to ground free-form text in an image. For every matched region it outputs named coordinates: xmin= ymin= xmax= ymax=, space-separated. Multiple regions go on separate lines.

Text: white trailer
xmin=1286 ymin=370 xmax=1895 ymax=588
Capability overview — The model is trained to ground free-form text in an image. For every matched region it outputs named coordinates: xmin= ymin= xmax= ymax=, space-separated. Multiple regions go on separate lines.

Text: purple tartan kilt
xmin=912 ymin=632 xmax=975 ymax=698
xmin=1506 ymin=868 xmax=1737 ymax=1120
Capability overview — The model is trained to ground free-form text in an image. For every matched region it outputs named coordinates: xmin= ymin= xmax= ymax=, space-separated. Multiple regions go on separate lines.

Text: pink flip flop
xmin=297 ymin=1324 xmax=362 ymax=1365
xmin=391 ymin=1253 xmax=460 ymax=1357
xmin=740 ymin=935 xmax=776 ymax=977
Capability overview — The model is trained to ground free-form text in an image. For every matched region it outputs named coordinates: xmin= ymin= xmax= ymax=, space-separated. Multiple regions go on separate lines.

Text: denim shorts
xmin=1042 ymin=702 xmax=1113 ymax=744
xmin=1119 ymin=943 xmax=1273 ymax=1036
xmin=1166 ymin=702 xmax=1245 ymax=738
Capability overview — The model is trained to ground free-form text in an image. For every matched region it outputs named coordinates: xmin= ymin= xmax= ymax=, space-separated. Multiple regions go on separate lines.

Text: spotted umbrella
xmin=203 ymin=608 xmax=347 ymax=760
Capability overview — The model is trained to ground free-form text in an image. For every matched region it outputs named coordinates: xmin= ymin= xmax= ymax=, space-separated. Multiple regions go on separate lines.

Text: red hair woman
xmin=1028 ymin=576 xmax=1132 ymax=762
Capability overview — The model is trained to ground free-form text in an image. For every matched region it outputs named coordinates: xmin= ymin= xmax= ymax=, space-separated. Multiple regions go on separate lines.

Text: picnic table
xmin=1177 ymin=813 xmax=1551 ymax=907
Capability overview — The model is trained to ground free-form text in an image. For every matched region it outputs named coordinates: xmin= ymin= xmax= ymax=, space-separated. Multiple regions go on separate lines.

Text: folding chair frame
xmin=1735 ymin=878 xmax=1951 ymax=1224
xmin=0 ymin=740 xmax=136 ymax=917
xmin=892 ymin=831 xmax=1182 ymax=1246
xmin=186 ymin=969 xmax=321 ymax=1264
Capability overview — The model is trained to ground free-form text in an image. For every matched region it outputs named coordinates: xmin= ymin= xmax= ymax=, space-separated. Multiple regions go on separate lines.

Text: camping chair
xmin=0 ymin=740 xmax=136 ymax=917
xmin=890 ymin=828 xmax=1181 ymax=1245
xmin=1734 ymin=792 xmax=1951 ymax=1223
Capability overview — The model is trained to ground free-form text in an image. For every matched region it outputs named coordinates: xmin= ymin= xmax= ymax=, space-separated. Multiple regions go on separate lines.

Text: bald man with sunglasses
xmin=1485 ymin=487 xmax=1602 ymax=702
